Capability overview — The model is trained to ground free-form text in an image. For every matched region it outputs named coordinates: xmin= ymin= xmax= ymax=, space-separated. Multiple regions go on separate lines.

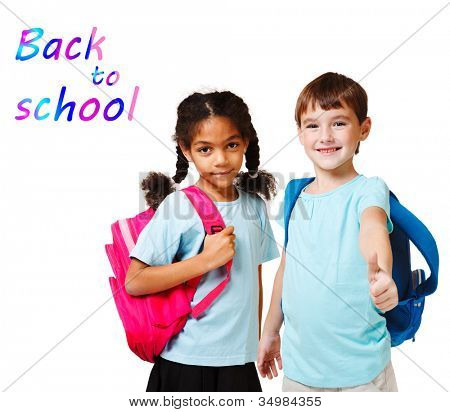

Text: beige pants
xmin=282 ymin=361 xmax=398 ymax=392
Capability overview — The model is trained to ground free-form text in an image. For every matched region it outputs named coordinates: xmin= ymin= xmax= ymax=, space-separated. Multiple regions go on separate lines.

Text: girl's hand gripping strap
xmin=181 ymin=186 xmax=233 ymax=319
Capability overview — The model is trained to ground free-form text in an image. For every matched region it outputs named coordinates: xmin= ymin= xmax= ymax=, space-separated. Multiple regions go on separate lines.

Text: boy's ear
xmin=360 ymin=117 xmax=372 ymax=141
xmin=179 ymin=142 xmax=193 ymax=162
xmin=297 ymin=126 xmax=305 ymax=145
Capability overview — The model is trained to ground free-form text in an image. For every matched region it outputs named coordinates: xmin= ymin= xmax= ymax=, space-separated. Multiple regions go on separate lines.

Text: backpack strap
xmin=283 ymin=178 xmax=315 ymax=249
xmin=181 ymin=185 xmax=233 ymax=319
xmin=389 ymin=193 xmax=439 ymax=297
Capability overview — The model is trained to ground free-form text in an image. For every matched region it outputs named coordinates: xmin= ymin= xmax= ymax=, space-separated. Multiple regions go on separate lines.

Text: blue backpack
xmin=283 ymin=178 xmax=439 ymax=347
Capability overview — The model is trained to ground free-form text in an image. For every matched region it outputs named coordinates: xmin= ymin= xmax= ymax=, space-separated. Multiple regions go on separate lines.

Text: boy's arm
xmin=257 ymin=250 xmax=285 ymax=379
xmin=262 ymin=250 xmax=285 ymax=335
xmin=359 ymin=206 xmax=392 ymax=275
xmin=258 ymin=264 xmax=263 ymax=339
xmin=359 ymin=206 xmax=398 ymax=312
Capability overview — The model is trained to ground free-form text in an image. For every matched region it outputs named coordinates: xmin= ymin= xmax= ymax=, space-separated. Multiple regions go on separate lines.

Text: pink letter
xmin=128 ymin=86 xmax=140 ymax=121
xmin=15 ymin=98 xmax=32 ymax=120
xmin=85 ymin=27 xmax=105 ymax=60
xmin=65 ymin=37 xmax=81 ymax=60
xmin=79 ymin=98 xmax=100 ymax=121
xmin=106 ymin=71 xmax=120 ymax=86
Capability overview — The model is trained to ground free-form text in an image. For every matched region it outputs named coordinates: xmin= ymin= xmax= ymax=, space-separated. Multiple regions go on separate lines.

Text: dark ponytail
xmin=233 ymin=124 xmax=277 ymax=201
xmin=141 ymin=171 xmax=176 ymax=210
xmin=173 ymin=144 xmax=189 ymax=184
xmin=234 ymin=170 xmax=277 ymax=202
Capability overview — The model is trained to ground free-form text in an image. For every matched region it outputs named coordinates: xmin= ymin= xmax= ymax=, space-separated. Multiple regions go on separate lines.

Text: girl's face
xmin=299 ymin=101 xmax=371 ymax=173
xmin=181 ymin=115 xmax=249 ymax=193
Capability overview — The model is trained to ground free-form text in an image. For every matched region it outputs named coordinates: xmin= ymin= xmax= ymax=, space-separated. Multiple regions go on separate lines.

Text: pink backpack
xmin=105 ymin=185 xmax=232 ymax=362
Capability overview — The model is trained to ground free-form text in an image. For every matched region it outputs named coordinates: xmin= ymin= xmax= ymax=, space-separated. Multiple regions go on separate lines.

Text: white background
xmin=0 ymin=0 xmax=449 ymax=407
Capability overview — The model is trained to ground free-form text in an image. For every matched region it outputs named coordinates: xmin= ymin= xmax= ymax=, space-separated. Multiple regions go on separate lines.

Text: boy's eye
xmin=305 ymin=124 xmax=318 ymax=129
xmin=333 ymin=121 xmax=346 ymax=127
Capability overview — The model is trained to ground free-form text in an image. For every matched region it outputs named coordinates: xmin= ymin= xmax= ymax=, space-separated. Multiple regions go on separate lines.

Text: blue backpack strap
xmin=283 ymin=178 xmax=315 ymax=249
xmin=390 ymin=193 xmax=439 ymax=297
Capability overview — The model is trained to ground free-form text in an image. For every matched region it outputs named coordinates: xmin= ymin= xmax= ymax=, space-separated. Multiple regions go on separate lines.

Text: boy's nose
xmin=320 ymin=127 xmax=334 ymax=142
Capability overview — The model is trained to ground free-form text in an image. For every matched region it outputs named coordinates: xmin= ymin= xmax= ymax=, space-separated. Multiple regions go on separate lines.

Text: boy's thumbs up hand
xmin=368 ymin=253 xmax=399 ymax=313
xmin=367 ymin=252 xmax=380 ymax=283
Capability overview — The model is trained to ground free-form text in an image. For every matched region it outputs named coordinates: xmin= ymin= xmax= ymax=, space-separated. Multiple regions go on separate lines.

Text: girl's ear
xmin=179 ymin=142 xmax=193 ymax=162
xmin=244 ymin=139 xmax=250 ymax=153
xmin=360 ymin=117 xmax=372 ymax=141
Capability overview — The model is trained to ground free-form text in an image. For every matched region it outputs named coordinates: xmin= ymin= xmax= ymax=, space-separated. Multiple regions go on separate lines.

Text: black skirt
xmin=146 ymin=357 xmax=262 ymax=392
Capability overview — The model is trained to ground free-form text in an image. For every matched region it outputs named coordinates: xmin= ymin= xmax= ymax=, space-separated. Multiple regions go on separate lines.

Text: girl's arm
xmin=125 ymin=225 xmax=235 ymax=296
xmin=126 ymin=254 xmax=209 ymax=295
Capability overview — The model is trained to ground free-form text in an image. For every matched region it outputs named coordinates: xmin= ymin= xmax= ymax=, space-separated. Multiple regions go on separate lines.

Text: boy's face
xmin=298 ymin=101 xmax=371 ymax=172
xmin=181 ymin=115 xmax=249 ymax=192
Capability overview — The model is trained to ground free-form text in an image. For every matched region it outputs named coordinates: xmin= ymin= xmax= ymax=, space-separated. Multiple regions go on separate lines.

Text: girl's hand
xmin=202 ymin=225 xmax=235 ymax=270
xmin=368 ymin=253 xmax=399 ymax=312
xmin=257 ymin=332 xmax=282 ymax=379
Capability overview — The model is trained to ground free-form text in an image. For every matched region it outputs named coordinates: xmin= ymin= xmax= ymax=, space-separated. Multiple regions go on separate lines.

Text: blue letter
xmin=103 ymin=98 xmax=124 ymax=121
xmin=54 ymin=86 xmax=75 ymax=121
xmin=34 ymin=98 xmax=51 ymax=120
xmin=43 ymin=38 xmax=62 ymax=60
xmin=91 ymin=65 xmax=104 ymax=85
xmin=16 ymin=28 xmax=44 ymax=61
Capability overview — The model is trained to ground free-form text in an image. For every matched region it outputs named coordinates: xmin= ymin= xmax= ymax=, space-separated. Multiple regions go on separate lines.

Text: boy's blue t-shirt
xmin=282 ymin=174 xmax=394 ymax=388
xmin=130 ymin=187 xmax=279 ymax=367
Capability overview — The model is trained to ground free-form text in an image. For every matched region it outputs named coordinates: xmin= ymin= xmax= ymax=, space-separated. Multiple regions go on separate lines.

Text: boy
xmin=258 ymin=72 xmax=399 ymax=392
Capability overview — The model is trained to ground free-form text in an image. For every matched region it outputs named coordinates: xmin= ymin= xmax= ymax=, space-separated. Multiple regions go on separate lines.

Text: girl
xmin=125 ymin=91 xmax=280 ymax=392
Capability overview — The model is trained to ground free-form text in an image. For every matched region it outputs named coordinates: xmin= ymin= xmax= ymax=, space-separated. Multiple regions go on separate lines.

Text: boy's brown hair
xmin=295 ymin=72 xmax=368 ymax=154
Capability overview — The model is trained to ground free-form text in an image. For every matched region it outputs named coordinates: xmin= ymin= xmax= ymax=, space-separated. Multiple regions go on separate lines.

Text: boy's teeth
xmin=319 ymin=148 xmax=337 ymax=153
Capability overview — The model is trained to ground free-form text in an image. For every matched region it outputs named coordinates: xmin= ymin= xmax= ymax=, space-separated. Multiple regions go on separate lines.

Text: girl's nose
xmin=214 ymin=150 xmax=228 ymax=166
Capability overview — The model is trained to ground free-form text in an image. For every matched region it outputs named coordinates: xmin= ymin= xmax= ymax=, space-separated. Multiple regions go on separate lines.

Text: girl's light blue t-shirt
xmin=281 ymin=175 xmax=394 ymax=388
xmin=130 ymin=188 xmax=279 ymax=366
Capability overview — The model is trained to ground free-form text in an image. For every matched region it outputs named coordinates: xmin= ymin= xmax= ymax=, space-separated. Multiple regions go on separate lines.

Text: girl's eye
xmin=198 ymin=147 xmax=211 ymax=154
xmin=228 ymin=142 xmax=239 ymax=149
xmin=333 ymin=121 xmax=346 ymax=127
xmin=305 ymin=124 xmax=318 ymax=129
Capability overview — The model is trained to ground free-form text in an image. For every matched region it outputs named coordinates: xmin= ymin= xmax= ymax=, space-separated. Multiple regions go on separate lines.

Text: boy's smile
xmin=299 ymin=101 xmax=371 ymax=173
xmin=316 ymin=147 xmax=342 ymax=155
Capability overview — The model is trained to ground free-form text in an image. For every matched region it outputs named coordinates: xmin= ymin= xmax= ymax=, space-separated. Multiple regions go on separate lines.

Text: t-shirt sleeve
xmin=257 ymin=197 xmax=280 ymax=264
xmin=130 ymin=192 xmax=190 ymax=265
xmin=357 ymin=177 xmax=394 ymax=234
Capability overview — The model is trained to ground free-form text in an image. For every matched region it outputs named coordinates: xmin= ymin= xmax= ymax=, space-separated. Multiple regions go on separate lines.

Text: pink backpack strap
xmin=181 ymin=185 xmax=233 ymax=319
